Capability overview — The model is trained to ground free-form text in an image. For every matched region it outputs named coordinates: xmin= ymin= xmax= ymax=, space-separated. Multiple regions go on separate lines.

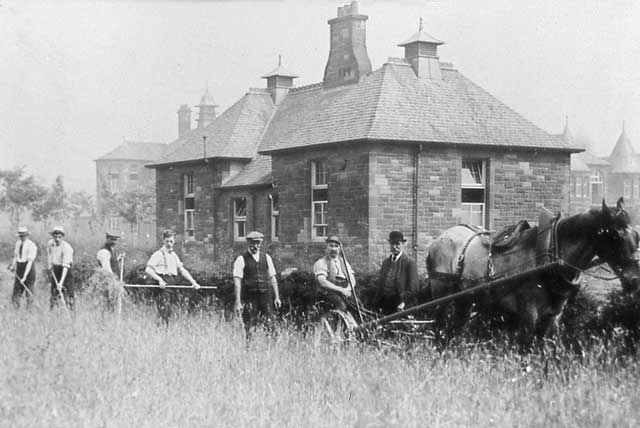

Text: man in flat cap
xmin=97 ymin=231 xmax=121 ymax=275
xmin=374 ymin=231 xmax=418 ymax=315
xmin=47 ymin=226 xmax=75 ymax=310
xmin=8 ymin=226 xmax=38 ymax=308
xmin=313 ymin=235 xmax=357 ymax=312
xmin=233 ymin=231 xmax=281 ymax=334
xmin=146 ymin=229 xmax=200 ymax=324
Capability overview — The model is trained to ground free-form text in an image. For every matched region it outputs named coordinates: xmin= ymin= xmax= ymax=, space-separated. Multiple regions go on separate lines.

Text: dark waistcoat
xmin=242 ymin=251 xmax=270 ymax=293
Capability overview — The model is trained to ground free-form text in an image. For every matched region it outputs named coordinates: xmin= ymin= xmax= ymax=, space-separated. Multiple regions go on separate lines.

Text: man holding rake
xmin=47 ymin=226 xmax=75 ymax=311
xmin=8 ymin=226 xmax=38 ymax=309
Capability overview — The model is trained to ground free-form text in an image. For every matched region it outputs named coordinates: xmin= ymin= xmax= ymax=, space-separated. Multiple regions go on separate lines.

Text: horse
xmin=426 ymin=198 xmax=640 ymax=349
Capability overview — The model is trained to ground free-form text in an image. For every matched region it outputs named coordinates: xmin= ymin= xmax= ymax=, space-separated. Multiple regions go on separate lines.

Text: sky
xmin=1 ymin=0 xmax=639 ymax=193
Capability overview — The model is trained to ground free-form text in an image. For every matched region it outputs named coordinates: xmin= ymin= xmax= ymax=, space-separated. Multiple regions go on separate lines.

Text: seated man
xmin=313 ymin=236 xmax=356 ymax=312
xmin=145 ymin=230 xmax=200 ymax=324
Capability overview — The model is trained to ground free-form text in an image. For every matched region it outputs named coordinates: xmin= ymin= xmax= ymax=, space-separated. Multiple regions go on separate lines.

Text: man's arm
xmin=266 ymin=255 xmax=281 ymax=308
xmin=58 ymin=244 xmax=72 ymax=288
xmin=9 ymin=242 xmax=18 ymax=271
xmin=22 ymin=243 xmax=37 ymax=280
xmin=317 ymin=275 xmax=352 ymax=296
xmin=145 ymin=265 xmax=167 ymax=287
xmin=232 ymin=256 xmax=244 ymax=312
xmin=178 ymin=265 xmax=200 ymax=288
xmin=97 ymin=250 xmax=112 ymax=272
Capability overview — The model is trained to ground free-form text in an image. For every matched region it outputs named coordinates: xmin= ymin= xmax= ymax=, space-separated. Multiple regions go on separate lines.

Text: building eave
xmin=145 ymin=156 xmax=252 ymax=169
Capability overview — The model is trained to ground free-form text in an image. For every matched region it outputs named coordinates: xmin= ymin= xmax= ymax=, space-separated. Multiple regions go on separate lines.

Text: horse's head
xmin=594 ymin=198 xmax=640 ymax=293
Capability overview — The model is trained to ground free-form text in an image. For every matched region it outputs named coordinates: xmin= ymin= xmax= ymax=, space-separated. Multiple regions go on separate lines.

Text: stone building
xmin=147 ymin=1 xmax=581 ymax=272
xmin=569 ymin=123 xmax=640 ymax=222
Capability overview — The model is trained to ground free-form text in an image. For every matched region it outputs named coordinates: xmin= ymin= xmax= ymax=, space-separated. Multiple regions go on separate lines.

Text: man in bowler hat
xmin=375 ymin=231 xmax=418 ymax=315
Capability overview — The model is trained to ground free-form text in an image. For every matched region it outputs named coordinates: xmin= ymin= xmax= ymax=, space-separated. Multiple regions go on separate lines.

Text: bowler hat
xmin=17 ymin=226 xmax=29 ymax=236
xmin=51 ymin=226 xmax=65 ymax=236
xmin=388 ymin=231 xmax=406 ymax=243
xmin=246 ymin=231 xmax=264 ymax=241
xmin=325 ymin=235 xmax=342 ymax=246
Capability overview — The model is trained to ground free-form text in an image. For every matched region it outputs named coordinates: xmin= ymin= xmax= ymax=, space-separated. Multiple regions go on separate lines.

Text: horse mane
xmin=560 ymin=205 xmax=631 ymax=238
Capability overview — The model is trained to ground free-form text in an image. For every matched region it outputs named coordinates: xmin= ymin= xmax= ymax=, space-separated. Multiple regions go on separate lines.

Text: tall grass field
xmin=2 ymin=267 xmax=640 ymax=428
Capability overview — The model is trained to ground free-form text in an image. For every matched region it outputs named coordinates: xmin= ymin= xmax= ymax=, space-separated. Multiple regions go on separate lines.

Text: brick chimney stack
xmin=197 ymin=88 xmax=218 ymax=129
xmin=177 ymin=104 xmax=192 ymax=138
xmin=262 ymin=55 xmax=298 ymax=105
xmin=323 ymin=1 xmax=372 ymax=89
xmin=398 ymin=18 xmax=444 ymax=80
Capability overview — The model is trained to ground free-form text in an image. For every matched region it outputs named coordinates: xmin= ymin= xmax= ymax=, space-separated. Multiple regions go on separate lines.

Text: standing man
xmin=97 ymin=231 xmax=121 ymax=276
xmin=8 ymin=226 xmax=38 ymax=308
xmin=233 ymin=231 xmax=281 ymax=334
xmin=47 ymin=226 xmax=75 ymax=310
xmin=145 ymin=230 xmax=200 ymax=324
xmin=375 ymin=231 xmax=418 ymax=315
xmin=313 ymin=236 xmax=357 ymax=312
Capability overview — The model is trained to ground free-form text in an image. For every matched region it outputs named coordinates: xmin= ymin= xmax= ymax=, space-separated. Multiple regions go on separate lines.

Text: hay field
xmin=2 ymin=268 xmax=640 ymax=428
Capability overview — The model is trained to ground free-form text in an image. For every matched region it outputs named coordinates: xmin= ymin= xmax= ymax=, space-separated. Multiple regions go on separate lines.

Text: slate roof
xmin=149 ymin=90 xmax=275 ymax=167
xmin=220 ymin=155 xmax=272 ymax=188
xmin=608 ymin=128 xmax=640 ymax=173
xmin=259 ymin=59 xmax=581 ymax=154
xmin=96 ymin=141 xmax=168 ymax=162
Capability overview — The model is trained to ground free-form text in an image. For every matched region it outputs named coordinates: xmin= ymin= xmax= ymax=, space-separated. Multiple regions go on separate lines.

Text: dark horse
xmin=427 ymin=198 xmax=640 ymax=348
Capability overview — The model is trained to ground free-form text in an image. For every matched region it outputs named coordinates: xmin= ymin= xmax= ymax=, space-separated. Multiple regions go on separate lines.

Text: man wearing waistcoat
xmin=97 ymin=231 xmax=120 ymax=275
xmin=375 ymin=231 xmax=418 ymax=315
xmin=233 ymin=231 xmax=281 ymax=334
xmin=313 ymin=235 xmax=357 ymax=312
xmin=9 ymin=226 xmax=38 ymax=308
xmin=146 ymin=230 xmax=200 ymax=324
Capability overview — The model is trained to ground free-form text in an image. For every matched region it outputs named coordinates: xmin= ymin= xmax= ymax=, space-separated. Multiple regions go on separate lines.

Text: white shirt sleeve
xmin=147 ymin=250 xmax=163 ymax=270
xmin=265 ymin=254 xmax=277 ymax=278
xmin=97 ymin=249 xmax=112 ymax=272
xmin=173 ymin=252 xmax=184 ymax=270
xmin=313 ymin=258 xmax=328 ymax=278
xmin=232 ymin=256 xmax=245 ymax=278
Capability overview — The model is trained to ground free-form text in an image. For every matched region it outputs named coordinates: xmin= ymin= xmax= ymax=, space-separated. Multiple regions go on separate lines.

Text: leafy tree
xmin=0 ymin=167 xmax=47 ymax=228
xmin=32 ymin=175 xmax=68 ymax=227
xmin=67 ymin=190 xmax=99 ymax=230
xmin=104 ymin=183 xmax=155 ymax=235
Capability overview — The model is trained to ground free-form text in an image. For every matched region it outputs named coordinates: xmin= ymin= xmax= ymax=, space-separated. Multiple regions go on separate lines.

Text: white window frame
xmin=591 ymin=171 xmax=604 ymax=205
xmin=624 ymin=179 xmax=632 ymax=199
xmin=311 ymin=160 xmax=328 ymax=240
xmin=460 ymin=159 xmax=486 ymax=228
xmin=184 ymin=174 xmax=195 ymax=241
xmin=108 ymin=173 xmax=119 ymax=193
xmin=109 ymin=216 xmax=119 ymax=232
xmin=233 ymin=197 xmax=247 ymax=241
xmin=270 ymin=194 xmax=279 ymax=241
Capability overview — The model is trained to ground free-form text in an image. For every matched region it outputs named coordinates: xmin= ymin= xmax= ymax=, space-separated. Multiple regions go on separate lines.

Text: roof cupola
xmin=398 ymin=18 xmax=444 ymax=79
xmin=197 ymin=88 xmax=218 ymax=129
xmin=262 ymin=55 xmax=298 ymax=105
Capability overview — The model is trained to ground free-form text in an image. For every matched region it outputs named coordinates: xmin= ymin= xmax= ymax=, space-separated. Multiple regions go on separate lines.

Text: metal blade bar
xmin=122 ymin=284 xmax=218 ymax=290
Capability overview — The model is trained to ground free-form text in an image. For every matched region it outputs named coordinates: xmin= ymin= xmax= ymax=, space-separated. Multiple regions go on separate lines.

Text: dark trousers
xmin=375 ymin=293 xmax=402 ymax=316
xmin=12 ymin=262 xmax=36 ymax=308
xmin=242 ymin=289 xmax=275 ymax=334
xmin=321 ymin=290 xmax=349 ymax=312
xmin=154 ymin=274 xmax=189 ymax=325
xmin=50 ymin=265 xmax=74 ymax=310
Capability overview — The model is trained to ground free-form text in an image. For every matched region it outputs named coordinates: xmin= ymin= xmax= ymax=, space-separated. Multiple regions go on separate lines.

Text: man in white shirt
xmin=145 ymin=230 xmax=200 ymax=324
xmin=47 ymin=226 xmax=75 ymax=310
xmin=233 ymin=231 xmax=281 ymax=335
xmin=97 ymin=231 xmax=120 ymax=275
xmin=312 ymin=235 xmax=356 ymax=312
xmin=9 ymin=226 xmax=38 ymax=308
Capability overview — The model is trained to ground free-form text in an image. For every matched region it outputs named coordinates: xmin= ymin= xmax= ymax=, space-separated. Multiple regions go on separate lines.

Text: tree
xmin=0 ymin=167 xmax=47 ymax=228
xmin=104 ymin=183 xmax=155 ymax=236
xmin=32 ymin=175 xmax=68 ymax=227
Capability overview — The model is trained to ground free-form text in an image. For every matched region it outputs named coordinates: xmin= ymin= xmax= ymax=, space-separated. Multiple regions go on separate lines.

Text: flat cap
xmin=51 ymin=225 xmax=65 ymax=236
xmin=325 ymin=235 xmax=342 ymax=246
xmin=17 ymin=226 xmax=29 ymax=235
xmin=106 ymin=231 xmax=120 ymax=239
xmin=246 ymin=231 xmax=264 ymax=241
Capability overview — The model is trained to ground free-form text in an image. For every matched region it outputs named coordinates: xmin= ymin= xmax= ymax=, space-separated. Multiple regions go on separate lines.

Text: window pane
xmin=185 ymin=211 xmax=194 ymax=229
xmin=238 ymin=222 xmax=245 ymax=238
xmin=461 ymin=160 xmax=484 ymax=186
xmin=461 ymin=188 xmax=484 ymax=203
xmin=315 ymin=225 xmax=327 ymax=238
xmin=185 ymin=197 xmax=195 ymax=210
xmin=234 ymin=198 xmax=247 ymax=216
xmin=461 ymin=204 xmax=484 ymax=227
xmin=312 ymin=188 xmax=328 ymax=201
xmin=314 ymin=161 xmax=327 ymax=186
